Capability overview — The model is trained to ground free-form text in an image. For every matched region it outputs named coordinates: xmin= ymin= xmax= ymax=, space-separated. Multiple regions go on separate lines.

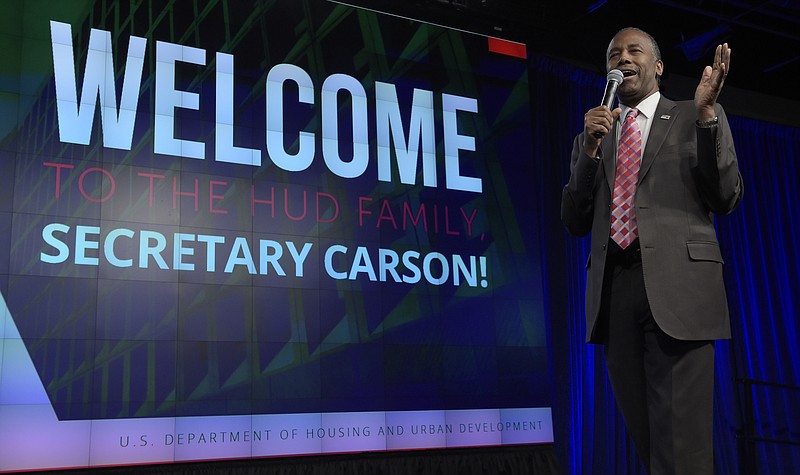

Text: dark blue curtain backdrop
xmin=533 ymin=55 xmax=800 ymax=474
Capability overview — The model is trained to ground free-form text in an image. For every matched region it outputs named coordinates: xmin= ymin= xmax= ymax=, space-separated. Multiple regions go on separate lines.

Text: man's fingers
xmin=723 ymin=44 xmax=731 ymax=76
xmin=701 ymin=65 xmax=712 ymax=83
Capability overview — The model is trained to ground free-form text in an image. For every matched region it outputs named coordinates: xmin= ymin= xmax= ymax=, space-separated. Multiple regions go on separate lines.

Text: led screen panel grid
xmin=0 ymin=0 xmax=551 ymax=471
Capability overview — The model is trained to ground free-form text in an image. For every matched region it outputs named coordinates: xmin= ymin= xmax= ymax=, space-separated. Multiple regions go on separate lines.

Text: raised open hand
xmin=695 ymin=43 xmax=731 ymax=120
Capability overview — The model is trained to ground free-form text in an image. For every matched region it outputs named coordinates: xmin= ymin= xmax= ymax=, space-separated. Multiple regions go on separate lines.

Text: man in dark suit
xmin=561 ymin=27 xmax=743 ymax=474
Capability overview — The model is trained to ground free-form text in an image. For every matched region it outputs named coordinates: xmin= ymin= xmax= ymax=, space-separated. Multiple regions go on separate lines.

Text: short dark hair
xmin=612 ymin=27 xmax=662 ymax=61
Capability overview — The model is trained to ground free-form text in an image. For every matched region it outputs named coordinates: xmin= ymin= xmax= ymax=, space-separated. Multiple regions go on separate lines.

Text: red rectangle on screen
xmin=487 ymin=37 xmax=527 ymax=59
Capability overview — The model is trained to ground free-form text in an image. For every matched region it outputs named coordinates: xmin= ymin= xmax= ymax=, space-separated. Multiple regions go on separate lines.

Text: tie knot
xmin=627 ymin=108 xmax=639 ymax=119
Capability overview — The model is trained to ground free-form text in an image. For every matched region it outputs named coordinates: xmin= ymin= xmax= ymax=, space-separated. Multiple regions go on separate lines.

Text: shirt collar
xmin=620 ymin=91 xmax=660 ymax=122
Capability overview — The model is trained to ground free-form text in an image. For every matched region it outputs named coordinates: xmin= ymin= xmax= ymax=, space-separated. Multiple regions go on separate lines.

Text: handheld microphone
xmin=593 ymin=69 xmax=625 ymax=138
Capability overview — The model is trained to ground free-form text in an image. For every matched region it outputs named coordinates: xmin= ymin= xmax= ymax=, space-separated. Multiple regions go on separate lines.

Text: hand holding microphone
xmin=583 ymin=69 xmax=624 ymax=156
xmin=593 ymin=69 xmax=625 ymax=138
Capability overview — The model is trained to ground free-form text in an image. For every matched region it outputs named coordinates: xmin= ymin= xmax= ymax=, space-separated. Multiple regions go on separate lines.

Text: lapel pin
xmin=660 ymin=114 xmax=671 ymax=120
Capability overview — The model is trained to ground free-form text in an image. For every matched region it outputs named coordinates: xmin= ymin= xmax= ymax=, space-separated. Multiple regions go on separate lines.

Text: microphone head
xmin=607 ymin=69 xmax=625 ymax=83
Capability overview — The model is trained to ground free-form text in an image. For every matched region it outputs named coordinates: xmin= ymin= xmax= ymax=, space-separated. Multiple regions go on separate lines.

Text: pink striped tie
xmin=610 ymin=108 xmax=642 ymax=249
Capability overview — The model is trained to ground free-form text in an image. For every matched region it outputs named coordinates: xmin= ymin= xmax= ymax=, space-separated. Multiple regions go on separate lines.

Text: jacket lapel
xmin=639 ymin=97 xmax=677 ymax=182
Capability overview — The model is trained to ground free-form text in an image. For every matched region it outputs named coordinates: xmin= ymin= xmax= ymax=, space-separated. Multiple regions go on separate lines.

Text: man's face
xmin=606 ymin=29 xmax=663 ymax=107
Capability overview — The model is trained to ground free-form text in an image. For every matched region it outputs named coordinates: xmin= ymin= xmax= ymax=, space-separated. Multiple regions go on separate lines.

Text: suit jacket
xmin=561 ymin=96 xmax=743 ymax=342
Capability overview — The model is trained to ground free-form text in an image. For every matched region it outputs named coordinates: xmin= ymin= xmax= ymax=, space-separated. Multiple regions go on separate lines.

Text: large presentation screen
xmin=0 ymin=0 xmax=550 ymax=471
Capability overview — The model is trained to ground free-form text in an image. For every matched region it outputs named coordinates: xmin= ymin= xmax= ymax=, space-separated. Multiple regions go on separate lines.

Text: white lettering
xmin=50 ymin=21 xmax=145 ymax=149
xmin=50 ymin=26 xmax=484 ymax=193
xmin=266 ymin=63 xmax=315 ymax=171
xmin=376 ymin=82 xmax=436 ymax=187
xmin=154 ymin=41 xmax=206 ymax=159
xmin=442 ymin=93 xmax=481 ymax=192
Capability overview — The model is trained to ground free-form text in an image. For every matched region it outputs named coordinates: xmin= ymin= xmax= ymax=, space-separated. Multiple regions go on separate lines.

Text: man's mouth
xmin=621 ymin=69 xmax=637 ymax=78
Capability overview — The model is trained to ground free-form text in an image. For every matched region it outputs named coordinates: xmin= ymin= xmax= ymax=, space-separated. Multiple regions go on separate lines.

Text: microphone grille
xmin=607 ymin=69 xmax=625 ymax=83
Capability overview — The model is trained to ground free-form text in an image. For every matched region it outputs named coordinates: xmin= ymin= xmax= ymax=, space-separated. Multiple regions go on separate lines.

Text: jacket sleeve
xmin=561 ymin=133 xmax=602 ymax=237
xmin=694 ymin=104 xmax=744 ymax=215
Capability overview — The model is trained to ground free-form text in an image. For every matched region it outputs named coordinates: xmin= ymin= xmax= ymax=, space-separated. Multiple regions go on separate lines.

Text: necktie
xmin=610 ymin=108 xmax=642 ymax=249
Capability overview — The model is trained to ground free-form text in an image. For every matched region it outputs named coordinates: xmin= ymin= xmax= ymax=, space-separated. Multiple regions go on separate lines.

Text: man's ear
xmin=656 ymin=59 xmax=664 ymax=79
